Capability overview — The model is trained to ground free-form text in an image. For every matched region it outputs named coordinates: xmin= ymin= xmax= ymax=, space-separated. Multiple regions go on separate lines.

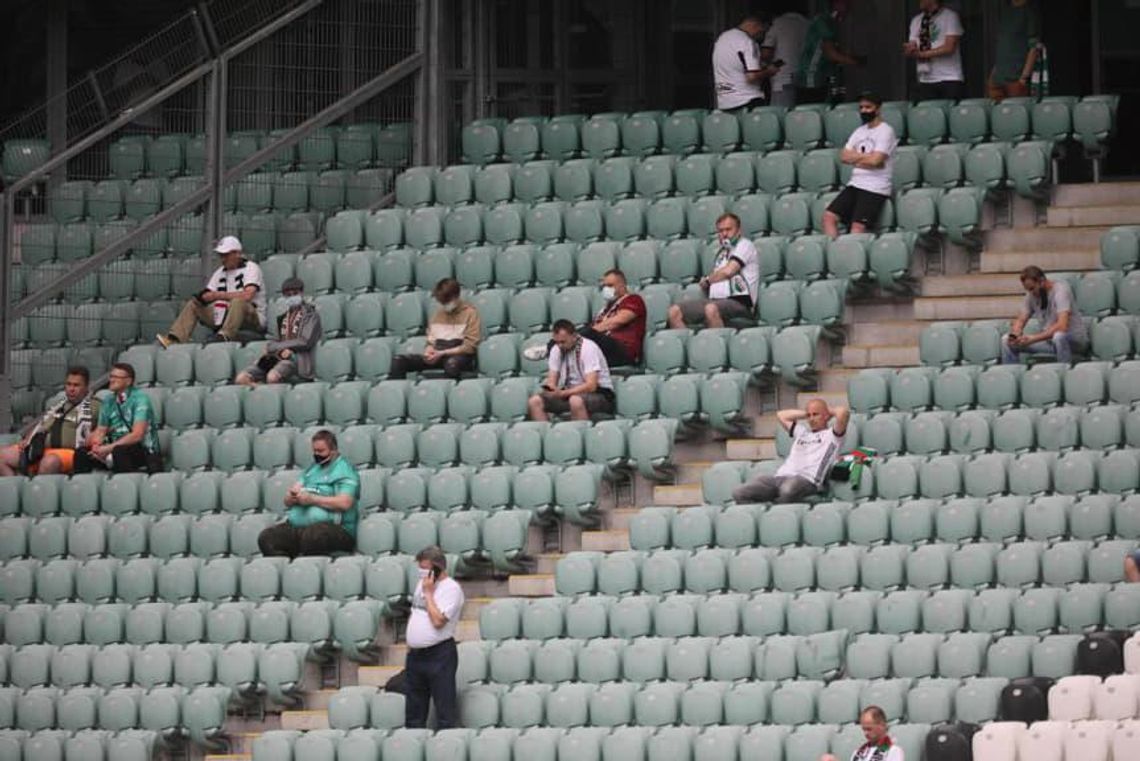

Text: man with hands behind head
xmin=733 ymin=398 xmax=849 ymax=504
xmin=404 ymin=545 xmax=465 ymax=730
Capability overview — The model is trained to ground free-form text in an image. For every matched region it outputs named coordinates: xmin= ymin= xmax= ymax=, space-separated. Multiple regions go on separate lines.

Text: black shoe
xmin=205 ymin=333 xmax=229 ymax=344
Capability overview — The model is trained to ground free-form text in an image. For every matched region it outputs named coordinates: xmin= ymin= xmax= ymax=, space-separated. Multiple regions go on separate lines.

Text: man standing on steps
xmin=1001 ymin=265 xmax=1088 ymax=365
xmin=823 ymin=92 xmax=898 ymax=240
xmin=404 ymin=545 xmax=465 ymax=730
xmin=733 ymin=398 xmax=849 ymax=504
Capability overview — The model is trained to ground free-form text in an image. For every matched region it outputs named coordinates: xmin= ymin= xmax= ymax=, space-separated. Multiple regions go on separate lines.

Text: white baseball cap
xmin=214 ymin=235 xmax=243 ymax=254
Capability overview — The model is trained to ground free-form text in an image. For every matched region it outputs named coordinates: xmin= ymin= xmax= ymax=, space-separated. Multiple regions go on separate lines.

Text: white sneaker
xmin=522 ymin=345 xmax=549 ymax=361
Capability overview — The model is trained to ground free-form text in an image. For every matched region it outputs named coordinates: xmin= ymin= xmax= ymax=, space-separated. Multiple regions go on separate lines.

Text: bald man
xmin=733 ymin=399 xmax=849 ymax=504
xmin=822 ymin=706 xmax=904 ymax=761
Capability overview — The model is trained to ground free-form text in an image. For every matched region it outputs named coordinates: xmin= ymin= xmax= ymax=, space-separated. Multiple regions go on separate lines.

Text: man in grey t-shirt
xmin=1001 ymin=265 xmax=1088 ymax=365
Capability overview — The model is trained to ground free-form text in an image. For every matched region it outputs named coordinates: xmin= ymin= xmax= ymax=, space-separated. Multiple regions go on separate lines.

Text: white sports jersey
xmin=777 ymin=420 xmax=843 ymax=487
xmin=712 ymin=28 xmax=765 ymax=110
xmin=908 ymin=6 xmax=964 ymax=84
xmin=709 ymin=237 xmax=760 ymax=306
xmin=205 ymin=259 xmax=267 ymax=328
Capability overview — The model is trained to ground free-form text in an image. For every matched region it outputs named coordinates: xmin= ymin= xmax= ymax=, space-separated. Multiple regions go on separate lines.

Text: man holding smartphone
xmin=1001 ymin=266 xmax=1087 ymax=365
xmin=527 ymin=319 xmax=616 ymax=421
xmin=404 ymin=545 xmax=465 ymax=729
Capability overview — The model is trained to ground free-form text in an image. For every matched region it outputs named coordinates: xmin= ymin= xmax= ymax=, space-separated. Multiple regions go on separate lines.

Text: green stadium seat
xmin=580 ymin=115 xmax=622 ymax=161
xmin=784 ymin=109 xmax=823 ymax=152
xmin=1032 ymin=98 xmax=1074 ymax=145
xmin=755 ymin=150 xmax=798 ymax=195
xmin=907 ymin=103 xmax=948 ymax=146
xmin=661 ymin=112 xmax=702 ymax=156
xmin=1008 ymin=140 xmax=1052 ymax=199
xmin=643 ymin=197 xmax=688 ymax=241
xmin=770 ymin=192 xmax=813 ymax=237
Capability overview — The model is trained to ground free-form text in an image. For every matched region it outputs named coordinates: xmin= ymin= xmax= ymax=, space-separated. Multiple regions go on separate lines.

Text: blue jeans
xmin=1000 ymin=332 xmax=1083 ymax=365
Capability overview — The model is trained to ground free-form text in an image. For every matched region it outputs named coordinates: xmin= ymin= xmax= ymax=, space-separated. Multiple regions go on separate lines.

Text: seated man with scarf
xmin=0 ymin=366 xmax=100 ymax=476
xmin=527 ymin=319 xmax=616 ymax=421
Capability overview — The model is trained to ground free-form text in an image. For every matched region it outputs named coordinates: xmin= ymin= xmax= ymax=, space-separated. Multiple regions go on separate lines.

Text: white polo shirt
xmin=908 ymin=6 xmax=964 ymax=84
xmin=405 ymin=576 xmax=464 ymax=649
xmin=713 ymin=28 xmax=765 ymax=110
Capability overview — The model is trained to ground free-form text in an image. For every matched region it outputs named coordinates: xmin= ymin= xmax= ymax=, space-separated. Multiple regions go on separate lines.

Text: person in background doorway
xmin=797 ymin=0 xmax=865 ymax=105
xmin=988 ymin=0 xmax=1041 ymax=101
xmin=712 ymin=14 xmax=781 ymax=112
xmin=761 ymin=4 xmax=810 ymax=108
xmin=235 ymin=277 xmax=321 ymax=386
xmin=903 ymin=0 xmax=965 ymax=101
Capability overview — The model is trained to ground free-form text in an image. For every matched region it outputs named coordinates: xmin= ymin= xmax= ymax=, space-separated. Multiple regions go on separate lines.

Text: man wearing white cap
xmin=158 ymin=236 xmax=267 ymax=346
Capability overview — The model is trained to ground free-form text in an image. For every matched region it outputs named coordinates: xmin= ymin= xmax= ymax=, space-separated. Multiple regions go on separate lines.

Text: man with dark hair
xmin=528 ymin=320 xmax=615 ymax=421
xmin=404 ymin=544 xmax=465 ymax=730
xmin=0 ymin=366 xmax=100 ymax=476
xmin=77 ymin=363 xmax=162 ymax=474
xmin=761 ymin=5 xmax=810 ymax=107
xmin=258 ymin=429 xmax=360 ymax=557
xmin=158 ymin=236 xmax=266 ymax=346
xmin=390 ymin=277 xmax=481 ymax=379
xmin=1002 ymin=266 xmax=1087 ymax=364
xmin=524 ymin=268 xmax=647 ymax=368
xmin=823 ymin=92 xmax=898 ymax=239
xmin=668 ymin=212 xmax=760 ymax=329
xmin=820 ymin=705 xmax=904 ymax=761
xmin=712 ymin=14 xmax=781 ymax=112
xmin=235 ymin=277 xmax=321 ymax=386
xmin=903 ymin=0 xmax=965 ymax=101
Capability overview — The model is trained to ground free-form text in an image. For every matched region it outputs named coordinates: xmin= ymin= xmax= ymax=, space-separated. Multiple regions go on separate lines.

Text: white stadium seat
xmin=1048 ymin=675 xmax=1101 ymax=721
xmin=1094 ymin=674 xmax=1140 ymax=720
xmin=1015 ymin=721 xmax=1066 ymax=761
xmin=1063 ymin=721 xmax=1116 ymax=761
xmin=972 ymin=721 xmax=1026 ymax=761
xmin=1113 ymin=720 xmax=1140 ymax=761
xmin=1125 ymin=632 xmax=1140 ymax=675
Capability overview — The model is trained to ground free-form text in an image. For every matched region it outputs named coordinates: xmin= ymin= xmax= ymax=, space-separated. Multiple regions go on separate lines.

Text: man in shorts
xmin=822 ymin=92 xmax=898 ymax=239
xmin=527 ymin=319 xmax=615 ymax=421
xmin=0 ymin=366 xmax=100 ymax=476
xmin=668 ymin=212 xmax=760 ymax=329
xmin=235 ymin=277 xmax=322 ymax=386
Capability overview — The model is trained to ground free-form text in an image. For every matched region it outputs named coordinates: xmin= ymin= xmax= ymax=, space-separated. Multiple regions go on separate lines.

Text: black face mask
xmin=313 ymin=453 xmax=331 ymax=466
xmin=860 ymin=110 xmax=877 ymax=124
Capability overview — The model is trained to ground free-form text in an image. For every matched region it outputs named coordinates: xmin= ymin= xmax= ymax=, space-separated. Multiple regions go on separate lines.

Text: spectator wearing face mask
xmin=404 ymin=545 xmax=464 ymax=729
xmin=389 ymin=278 xmax=482 ymax=379
xmin=523 ymin=268 xmax=647 ymax=369
xmin=822 ymin=92 xmax=898 ymax=240
xmin=235 ymin=277 xmax=322 ymax=386
xmin=667 ymin=212 xmax=761 ymax=330
xmin=257 ymin=429 xmax=360 ymax=558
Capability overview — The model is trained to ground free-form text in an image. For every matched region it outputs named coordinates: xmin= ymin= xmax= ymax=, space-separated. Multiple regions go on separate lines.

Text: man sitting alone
xmin=733 ymin=398 xmax=849 ymax=503
xmin=527 ymin=320 xmax=615 ymax=421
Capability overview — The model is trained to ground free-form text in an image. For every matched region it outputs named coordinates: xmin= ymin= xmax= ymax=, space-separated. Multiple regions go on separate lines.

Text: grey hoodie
xmin=268 ymin=302 xmax=322 ymax=380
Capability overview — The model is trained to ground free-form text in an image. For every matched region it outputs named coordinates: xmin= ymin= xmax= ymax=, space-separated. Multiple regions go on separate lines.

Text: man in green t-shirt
xmin=258 ymin=429 xmax=360 ymax=557
xmin=797 ymin=0 xmax=864 ymax=104
xmin=988 ymin=0 xmax=1041 ymax=101
xmin=76 ymin=362 xmax=162 ymax=474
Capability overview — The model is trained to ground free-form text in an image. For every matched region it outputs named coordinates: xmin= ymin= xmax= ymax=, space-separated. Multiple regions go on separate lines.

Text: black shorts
xmin=827 ymin=185 xmax=889 ymax=230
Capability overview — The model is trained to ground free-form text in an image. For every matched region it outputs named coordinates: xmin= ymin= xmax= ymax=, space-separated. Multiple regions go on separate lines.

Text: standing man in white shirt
xmin=157 ymin=235 xmax=267 ymax=345
xmin=903 ymin=0 xmax=965 ymax=102
xmin=822 ymin=93 xmax=899 ymax=240
xmin=762 ymin=7 xmax=810 ymax=108
xmin=733 ymin=398 xmax=849 ymax=504
xmin=820 ymin=706 xmax=905 ymax=761
xmin=404 ymin=545 xmax=465 ymax=730
xmin=528 ymin=320 xmax=616 ymax=421
xmin=668 ymin=212 xmax=761 ymax=329
xmin=712 ymin=15 xmax=782 ymax=112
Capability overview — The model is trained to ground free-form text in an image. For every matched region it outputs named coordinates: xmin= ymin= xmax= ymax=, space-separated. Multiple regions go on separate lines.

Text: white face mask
xmin=441 ymin=300 xmax=459 ymax=313
xmin=601 ymin=286 xmax=617 ymax=302
xmin=281 ymin=295 xmax=303 ymax=311
xmin=417 ymin=567 xmax=432 ymax=579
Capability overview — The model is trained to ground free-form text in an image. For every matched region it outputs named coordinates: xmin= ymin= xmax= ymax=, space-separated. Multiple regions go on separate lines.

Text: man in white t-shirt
xmin=821 ymin=706 xmax=905 ymax=761
xmin=761 ymin=9 xmax=810 ymax=108
xmin=733 ymin=398 xmax=849 ymax=504
xmin=823 ymin=92 xmax=899 ymax=240
xmin=158 ymin=235 xmax=267 ymax=346
xmin=668 ymin=212 xmax=760 ymax=330
xmin=712 ymin=16 xmax=781 ymax=112
xmin=528 ymin=319 xmax=615 ymax=421
xmin=404 ymin=545 xmax=465 ymax=729
xmin=903 ymin=0 xmax=965 ymax=101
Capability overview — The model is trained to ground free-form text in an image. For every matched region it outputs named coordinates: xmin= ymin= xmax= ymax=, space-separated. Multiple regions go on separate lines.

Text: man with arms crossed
xmin=823 ymin=92 xmax=898 ymax=240
xmin=733 ymin=398 xmax=849 ymax=504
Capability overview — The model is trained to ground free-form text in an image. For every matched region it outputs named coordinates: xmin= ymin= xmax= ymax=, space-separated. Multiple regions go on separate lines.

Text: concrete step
xmin=817 ymin=368 xmax=858 ymax=393
xmin=456 ymin=619 xmax=481 ymax=641
xmin=922 ymin=274 xmax=1022 ymax=298
xmin=383 ymin=644 xmax=408 ymax=667
xmin=653 ymin=483 xmax=704 ymax=506
xmin=842 ymin=344 xmax=922 ymax=368
xmin=984 ymin=226 xmax=1109 ymax=252
xmin=461 ymin=597 xmax=494 ymax=621
xmin=725 ymin=438 xmax=777 ymax=460
xmin=226 ymin=732 xmax=266 ymax=755
xmin=357 ymin=665 xmax=403 ymax=688
xmin=1047 ymin=205 xmax=1140 ymax=228
xmin=605 ymin=507 xmax=641 ymax=531
xmin=752 ymin=415 xmax=782 ymax=438
xmin=534 ymin=553 xmax=564 ymax=574
xmin=914 ymin=294 xmax=1023 ymax=321
xmin=508 ymin=574 xmax=556 ymax=596
xmin=1053 ymin=182 xmax=1140 ymax=208
xmin=580 ymin=529 xmax=631 ymax=552
xmin=980 ymin=249 xmax=1101 ymax=273
xmin=795 ymin=391 xmax=848 ymax=409
xmin=280 ymin=710 xmax=329 ymax=731
xmin=677 ymin=461 xmax=718 ymax=483
xmin=849 ymin=321 xmax=925 ymax=347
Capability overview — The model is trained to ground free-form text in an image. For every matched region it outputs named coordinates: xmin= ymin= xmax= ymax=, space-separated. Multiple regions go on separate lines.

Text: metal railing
xmin=0 ymin=0 xmax=427 ymax=429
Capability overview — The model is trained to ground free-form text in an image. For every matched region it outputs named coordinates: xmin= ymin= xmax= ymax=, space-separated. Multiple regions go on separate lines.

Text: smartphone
xmin=773 ymin=59 xmax=785 ymax=67
xmin=431 ymin=566 xmax=441 ymax=580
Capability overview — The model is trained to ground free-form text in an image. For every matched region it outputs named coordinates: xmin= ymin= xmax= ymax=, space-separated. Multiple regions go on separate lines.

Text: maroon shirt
xmin=595 ymin=293 xmax=647 ymax=363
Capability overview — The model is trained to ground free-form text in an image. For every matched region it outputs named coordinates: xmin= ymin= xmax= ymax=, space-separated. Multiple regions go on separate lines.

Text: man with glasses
xmin=76 ymin=363 xmax=162 ymax=473
xmin=157 ymin=235 xmax=266 ymax=346
xmin=235 ymin=277 xmax=322 ymax=386
xmin=0 ymin=366 xmax=100 ymax=476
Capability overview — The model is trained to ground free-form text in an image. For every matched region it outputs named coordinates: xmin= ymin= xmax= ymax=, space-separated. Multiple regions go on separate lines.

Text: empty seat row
xmin=482 ymin=584 xmax=1138 ymax=642
xmin=630 ymin=495 xmax=1140 ymax=552
xmin=0 ymin=728 xmax=158 ymax=761
xmin=552 ymin=541 xmax=1139 ymax=597
xmin=1049 ymin=675 xmax=1140 ymax=721
xmin=701 ymin=448 xmax=1140 ymax=505
xmin=923 ymin=316 xmax=1140 ymax=367
xmin=849 ymin=361 xmax=1140 ymax=414
xmin=973 ymin=719 xmax=1140 ymax=761
xmin=843 ymin=406 xmax=1140 ymax=456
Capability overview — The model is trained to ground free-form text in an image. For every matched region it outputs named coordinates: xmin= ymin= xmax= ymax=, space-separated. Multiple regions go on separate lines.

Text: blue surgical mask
xmin=282 ymin=295 xmax=303 ymax=311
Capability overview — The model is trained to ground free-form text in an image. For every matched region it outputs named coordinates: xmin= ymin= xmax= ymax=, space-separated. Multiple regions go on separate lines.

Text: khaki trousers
xmin=168 ymin=297 xmax=261 ymax=341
